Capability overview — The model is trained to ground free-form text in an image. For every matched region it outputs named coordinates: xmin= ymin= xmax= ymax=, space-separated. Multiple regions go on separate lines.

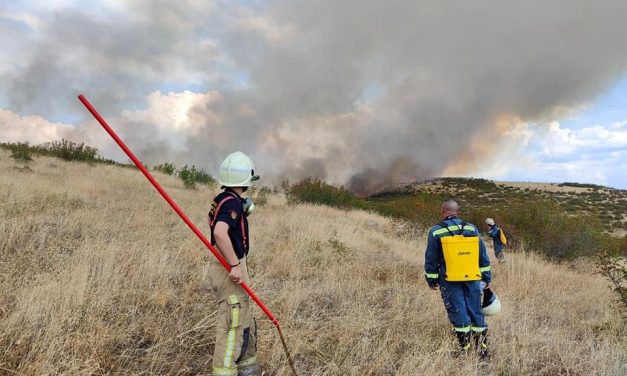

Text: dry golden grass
xmin=1 ymin=150 xmax=625 ymax=375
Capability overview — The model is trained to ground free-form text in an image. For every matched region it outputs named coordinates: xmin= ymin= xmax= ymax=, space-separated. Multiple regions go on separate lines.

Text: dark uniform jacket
xmin=424 ymin=216 xmax=492 ymax=283
xmin=209 ymin=189 xmax=250 ymax=260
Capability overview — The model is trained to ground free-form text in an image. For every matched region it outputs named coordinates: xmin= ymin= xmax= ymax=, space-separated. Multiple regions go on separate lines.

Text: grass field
xmin=1 ymin=150 xmax=625 ymax=375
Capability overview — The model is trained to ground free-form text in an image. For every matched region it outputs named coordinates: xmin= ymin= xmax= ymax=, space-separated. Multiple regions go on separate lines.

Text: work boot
xmin=452 ymin=331 xmax=471 ymax=358
xmin=237 ymin=363 xmax=261 ymax=376
xmin=496 ymin=253 xmax=506 ymax=263
xmin=473 ymin=329 xmax=489 ymax=361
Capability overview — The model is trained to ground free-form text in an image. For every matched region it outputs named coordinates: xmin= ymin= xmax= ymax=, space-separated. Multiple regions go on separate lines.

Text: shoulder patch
xmin=230 ymin=210 xmax=238 ymax=220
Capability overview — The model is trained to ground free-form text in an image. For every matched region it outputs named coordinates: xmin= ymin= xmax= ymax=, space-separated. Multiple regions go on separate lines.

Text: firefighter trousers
xmin=440 ymin=279 xmax=487 ymax=334
xmin=209 ymin=257 xmax=258 ymax=376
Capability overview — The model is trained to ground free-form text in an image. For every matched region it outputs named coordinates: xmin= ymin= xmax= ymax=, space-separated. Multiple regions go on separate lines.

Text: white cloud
xmin=0 ymin=109 xmax=74 ymax=144
xmin=469 ymin=119 xmax=627 ymax=188
xmin=116 ymin=90 xmax=222 ymax=150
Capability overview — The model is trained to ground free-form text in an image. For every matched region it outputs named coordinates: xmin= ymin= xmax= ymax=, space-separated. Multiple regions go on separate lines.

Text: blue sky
xmin=561 ymin=78 xmax=627 ymax=130
xmin=506 ymin=77 xmax=627 ymax=188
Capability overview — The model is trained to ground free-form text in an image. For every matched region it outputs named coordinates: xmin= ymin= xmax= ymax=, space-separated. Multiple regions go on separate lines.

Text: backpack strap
xmin=209 ymin=192 xmax=248 ymax=252
xmin=438 ymin=220 xmax=455 ymax=237
xmin=209 ymin=195 xmax=237 ymax=229
xmin=439 ymin=220 xmax=472 ymax=237
xmin=459 ymin=220 xmax=471 ymax=235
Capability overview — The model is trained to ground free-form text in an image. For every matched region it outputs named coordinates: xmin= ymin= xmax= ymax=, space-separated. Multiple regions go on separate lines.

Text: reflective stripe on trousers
xmin=209 ymin=257 xmax=258 ymax=374
xmin=224 ymin=295 xmax=240 ymax=369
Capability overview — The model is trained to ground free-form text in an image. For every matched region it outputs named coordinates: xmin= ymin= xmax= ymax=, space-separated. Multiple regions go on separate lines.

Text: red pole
xmin=77 ymin=94 xmax=278 ymax=326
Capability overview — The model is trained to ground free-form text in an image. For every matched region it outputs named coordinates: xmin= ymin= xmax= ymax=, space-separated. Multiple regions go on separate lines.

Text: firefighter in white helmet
xmin=485 ymin=218 xmax=507 ymax=262
xmin=208 ymin=151 xmax=261 ymax=376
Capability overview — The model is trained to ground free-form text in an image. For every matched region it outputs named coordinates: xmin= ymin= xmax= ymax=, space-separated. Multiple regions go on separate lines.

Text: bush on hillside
xmin=368 ymin=192 xmax=441 ymax=226
xmin=253 ymin=186 xmax=272 ymax=206
xmin=559 ymin=182 xmax=606 ymax=189
xmin=510 ymin=200 xmax=606 ymax=259
xmin=596 ymin=237 xmax=627 ymax=308
xmin=177 ymin=165 xmax=215 ymax=189
xmin=463 ymin=199 xmax=611 ymax=260
xmin=38 ymin=139 xmax=99 ymax=162
xmin=283 ymin=178 xmax=367 ymax=209
xmin=7 ymin=142 xmax=33 ymax=164
xmin=2 ymin=139 xmax=102 ymax=163
xmin=154 ymin=162 xmax=176 ymax=175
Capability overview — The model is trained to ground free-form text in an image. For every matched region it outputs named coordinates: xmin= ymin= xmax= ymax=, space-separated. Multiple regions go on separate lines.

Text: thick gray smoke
xmin=2 ymin=0 xmax=627 ymax=193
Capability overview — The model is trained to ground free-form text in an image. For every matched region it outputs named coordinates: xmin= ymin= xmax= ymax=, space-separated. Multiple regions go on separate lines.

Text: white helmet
xmin=218 ymin=151 xmax=259 ymax=187
xmin=481 ymin=288 xmax=501 ymax=316
xmin=485 ymin=218 xmax=495 ymax=226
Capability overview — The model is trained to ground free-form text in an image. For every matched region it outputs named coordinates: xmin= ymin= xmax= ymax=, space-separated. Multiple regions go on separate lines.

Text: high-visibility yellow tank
xmin=441 ymin=235 xmax=481 ymax=281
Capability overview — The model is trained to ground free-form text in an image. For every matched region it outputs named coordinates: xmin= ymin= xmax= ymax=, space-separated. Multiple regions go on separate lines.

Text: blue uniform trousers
xmin=439 ymin=278 xmax=487 ymax=333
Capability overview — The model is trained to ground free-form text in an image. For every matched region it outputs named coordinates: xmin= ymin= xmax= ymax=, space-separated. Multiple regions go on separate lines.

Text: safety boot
xmin=237 ymin=363 xmax=261 ymax=376
xmin=473 ymin=329 xmax=489 ymax=361
xmin=452 ymin=331 xmax=471 ymax=358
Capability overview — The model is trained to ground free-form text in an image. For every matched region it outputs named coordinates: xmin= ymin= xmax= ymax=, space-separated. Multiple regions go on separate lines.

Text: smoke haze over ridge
xmin=2 ymin=0 xmax=627 ymax=193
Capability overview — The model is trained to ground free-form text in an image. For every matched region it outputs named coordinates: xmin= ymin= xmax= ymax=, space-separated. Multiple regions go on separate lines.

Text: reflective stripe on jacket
xmin=425 ymin=216 xmax=492 ymax=282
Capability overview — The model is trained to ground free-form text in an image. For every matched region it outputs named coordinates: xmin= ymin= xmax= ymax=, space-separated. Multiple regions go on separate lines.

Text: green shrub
xmin=558 ymin=182 xmax=606 ymax=189
xmin=368 ymin=192 xmax=441 ymax=225
xmin=254 ymin=186 xmax=272 ymax=206
xmin=38 ymin=139 xmax=98 ymax=162
xmin=284 ymin=178 xmax=366 ymax=209
xmin=502 ymin=200 xmax=608 ymax=259
xmin=177 ymin=165 xmax=215 ymax=189
xmin=596 ymin=237 xmax=627 ymax=309
xmin=194 ymin=168 xmax=216 ymax=186
xmin=7 ymin=142 xmax=33 ymax=163
xmin=154 ymin=162 xmax=176 ymax=175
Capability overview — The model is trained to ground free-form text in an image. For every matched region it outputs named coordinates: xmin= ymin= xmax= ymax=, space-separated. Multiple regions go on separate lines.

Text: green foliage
xmin=193 ymin=167 xmax=216 ymax=186
xmin=2 ymin=139 xmax=105 ymax=164
xmin=7 ymin=142 xmax=33 ymax=163
xmin=504 ymin=200 xmax=605 ymax=259
xmin=558 ymin=182 xmax=606 ymax=189
xmin=283 ymin=178 xmax=367 ymax=209
xmin=367 ymin=192 xmax=441 ymax=225
xmin=178 ymin=165 xmax=197 ymax=189
xmin=254 ymin=186 xmax=272 ymax=206
xmin=38 ymin=139 xmax=98 ymax=162
xmin=177 ymin=165 xmax=215 ymax=189
xmin=596 ymin=239 xmax=627 ymax=309
xmin=154 ymin=162 xmax=176 ymax=175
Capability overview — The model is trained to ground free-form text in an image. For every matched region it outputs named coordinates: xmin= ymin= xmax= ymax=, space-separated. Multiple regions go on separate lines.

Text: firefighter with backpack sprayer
xmin=485 ymin=218 xmax=507 ymax=263
xmin=208 ymin=151 xmax=261 ymax=376
xmin=424 ymin=199 xmax=492 ymax=359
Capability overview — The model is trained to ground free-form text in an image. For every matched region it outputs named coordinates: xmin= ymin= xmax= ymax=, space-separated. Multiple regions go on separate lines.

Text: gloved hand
xmin=425 ymin=276 xmax=439 ymax=289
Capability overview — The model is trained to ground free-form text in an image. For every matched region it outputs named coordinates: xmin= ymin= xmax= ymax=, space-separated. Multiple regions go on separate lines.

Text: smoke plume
xmin=1 ymin=0 xmax=627 ymax=193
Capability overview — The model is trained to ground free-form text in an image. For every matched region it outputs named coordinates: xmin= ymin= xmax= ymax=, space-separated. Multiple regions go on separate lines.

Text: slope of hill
xmin=0 ymin=151 xmax=625 ymax=375
xmin=389 ymin=177 xmax=627 ymax=235
xmin=405 ymin=178 xmax=627 ymax=230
